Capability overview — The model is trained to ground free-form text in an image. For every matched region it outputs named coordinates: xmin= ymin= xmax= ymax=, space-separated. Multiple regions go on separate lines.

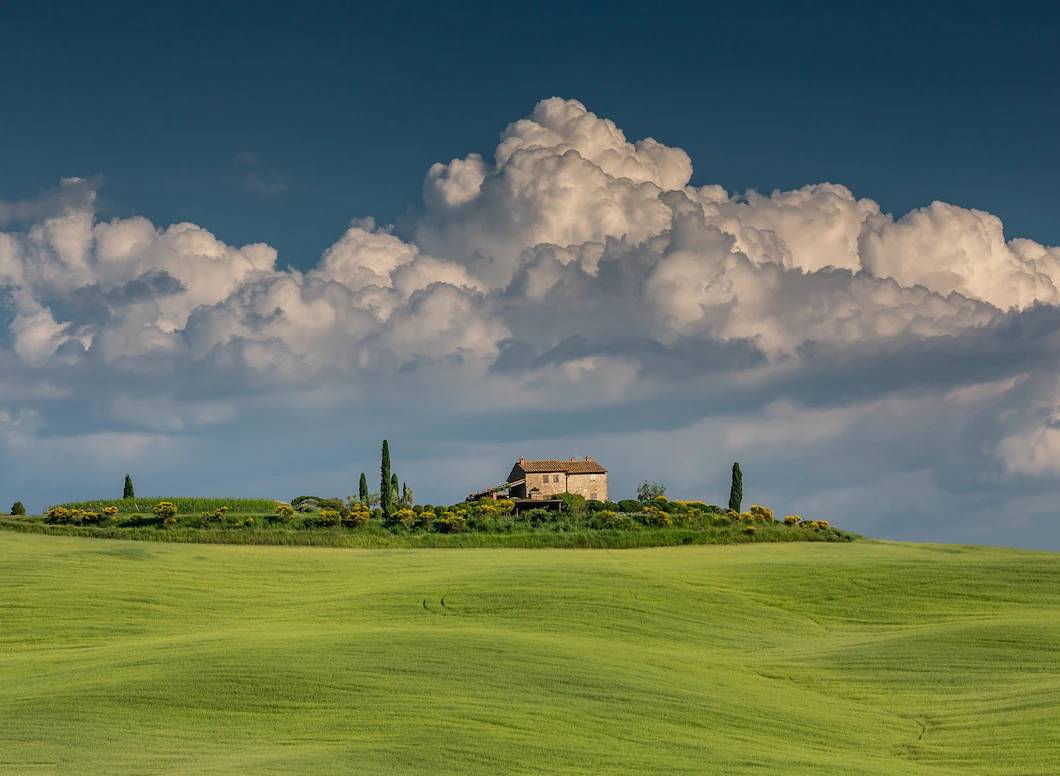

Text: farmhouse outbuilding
xmin=507 ymin=456 xmax=608 ymax=502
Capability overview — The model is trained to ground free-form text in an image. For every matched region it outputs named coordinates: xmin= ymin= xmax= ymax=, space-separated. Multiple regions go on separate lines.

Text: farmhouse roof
xmin=514 ymin=456 xmax=607 ymax=474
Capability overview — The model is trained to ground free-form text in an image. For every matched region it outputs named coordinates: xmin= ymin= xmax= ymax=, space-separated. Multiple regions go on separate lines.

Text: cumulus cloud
xmin=4 ymin=98 xmax=1060 ymax=546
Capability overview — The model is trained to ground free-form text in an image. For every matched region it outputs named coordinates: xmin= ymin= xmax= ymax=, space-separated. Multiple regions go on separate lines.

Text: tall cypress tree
xmin=123 ymin=474 xmax=135 ymax=499
xmin=359 ymin=472 xmax=369 ymax=505
xmin=380 ymin=440 xmax=391 ymax=515
xmin=728 ymin=462 xmax=743 ymax=512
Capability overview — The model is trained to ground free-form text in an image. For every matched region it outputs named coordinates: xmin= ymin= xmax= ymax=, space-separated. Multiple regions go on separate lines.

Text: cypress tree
xmin=728 ymin=462 xmax=743 ymax=513
xmin=390 ymin=473 xmax=400 ymax=506
xmin=359 ymin=472 xmax=369 ymax=505
xmin=123 ymin=474 xmax=135 ymax=499
xmin=380 ymin=440 xmax=391 ymax=515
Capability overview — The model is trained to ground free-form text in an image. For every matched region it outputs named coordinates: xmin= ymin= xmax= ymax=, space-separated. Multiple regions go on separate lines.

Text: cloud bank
xmin=3 ymin=98 xmax=1060 ymax=546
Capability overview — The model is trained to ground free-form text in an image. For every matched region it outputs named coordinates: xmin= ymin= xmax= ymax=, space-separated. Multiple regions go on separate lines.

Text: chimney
xmin=518 ymin=455 xmax=525 ymax=463
xmin=585 ymin=455 xmax=592 ymax=461
xmin=570 ymin=457 xmax=576 ymax=462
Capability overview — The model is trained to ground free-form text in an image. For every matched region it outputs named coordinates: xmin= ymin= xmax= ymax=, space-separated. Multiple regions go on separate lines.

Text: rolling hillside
xmin=1 ymin=534 xmax=1057 ymax=774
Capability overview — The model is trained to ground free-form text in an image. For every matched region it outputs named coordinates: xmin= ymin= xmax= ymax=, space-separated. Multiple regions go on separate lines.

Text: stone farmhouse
xmin=506 ymin=456 xmax=608 ymax=502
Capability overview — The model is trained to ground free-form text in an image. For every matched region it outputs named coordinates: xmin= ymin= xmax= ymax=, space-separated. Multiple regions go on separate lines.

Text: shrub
xmin=743 ymin=525 xmax=757 ymax=535
xmin=783 ymin=514 xmax=801 ymax=526
xmin=493 ymin=499 xmax=515 ymax=515
xmin=124 ymin=513 xmax=145 ymax=527
xmin=434 ymin=511 xmax=467 ymax=533
xmin=153 ymin=501 xmax=178 ymax=519
xmin=586 ymin=499 xmax=606 ymax=512
xmin=557 ymin=492 xmax=586 ymax=514
xmin=102 ymin=505 xmax=119 ymax=516
xmin=749 ymin=504 xmax=774 ymax=522
xmin=592 ymin=510 xmax=635 ymax=530
xmin=162 ymin=515 xmax=177 ymax=529
xmin=344 ymin=506 xmax=370 ymax=528
xmin=10 ymin=501 xmax=26 ymax=516
xmin=46 ymin=506 xmax=70 ymax=524
xmin=391 ymin=508 xmax=418 ymax=529
xmin=275 ymin=503 xmax=295 ymax=519
xmin=617 ymin=499 xmax=642 ymax=513
xmin=523 ymin=508 xmax=553 ymax=524
xmin=639 ymin=506 xmax=673 ymax=527
xmin=317 ymin=509 xmax=341 ymax=527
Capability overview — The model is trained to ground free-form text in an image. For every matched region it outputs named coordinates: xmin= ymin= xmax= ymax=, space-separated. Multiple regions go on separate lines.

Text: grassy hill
xmin=1 ymin=534 xmax=1057 ymax=774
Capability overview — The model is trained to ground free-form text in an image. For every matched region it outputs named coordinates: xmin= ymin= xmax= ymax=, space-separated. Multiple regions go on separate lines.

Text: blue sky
xmin=3 ymin=2 xmax=1058 ymax=263
xmin=3 ymin=2 xmax=1060 ymax=547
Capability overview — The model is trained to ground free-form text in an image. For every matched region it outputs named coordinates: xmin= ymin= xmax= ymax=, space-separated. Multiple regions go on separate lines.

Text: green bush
xmin=523 ymin=508 xmax=553 ymax=524
xmin=586 ymin=499 xmax=606 ymax=512
xmin=592 ymin=510 xmax=635 ymax=530
xmin=557 ymin=492 xmax=586 ymax=514
xmin=10 ymin=501 xmax=25 ymax=516
xmin=617 ymin=499 xmax=642 ymax=513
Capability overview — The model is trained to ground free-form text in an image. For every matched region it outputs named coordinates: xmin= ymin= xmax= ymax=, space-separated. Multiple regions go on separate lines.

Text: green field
xmin=1 ymin=534 xmax=1058 ymax=774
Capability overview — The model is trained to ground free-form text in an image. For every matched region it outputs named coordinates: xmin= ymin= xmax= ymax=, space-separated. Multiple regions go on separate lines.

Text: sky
xmin=2 ymin=2 xmax=1060 ymax=547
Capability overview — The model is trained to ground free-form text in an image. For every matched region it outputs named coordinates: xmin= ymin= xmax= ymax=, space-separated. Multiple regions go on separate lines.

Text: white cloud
xmin=4 ymin=99 xmax=1060 ymax=545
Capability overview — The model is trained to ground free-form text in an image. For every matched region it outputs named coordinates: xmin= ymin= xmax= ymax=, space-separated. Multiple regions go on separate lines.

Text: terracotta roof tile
xmin=514 ymin=458 xmax=607 ymax=474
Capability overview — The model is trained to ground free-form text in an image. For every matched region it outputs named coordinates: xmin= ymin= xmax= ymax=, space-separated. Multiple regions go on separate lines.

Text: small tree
xmin=359 ymin=472 xmax=369 ymax=505
xmin=380 ymin=440 xmax=392 ymax=516
xmin=728 ymin=462 xmax=743 ymax=513
xmin=390 ymin=473 xmax=400 ymax=507
xmin=10 ymin=501 xmax=25 ymax=516
xmin=123 ymin=474 xmax=135 ymax=499
xmin=636 ymin=481 xmax=666 ymax=501
xmin=400 ymin=482 xmax=415 ymax=507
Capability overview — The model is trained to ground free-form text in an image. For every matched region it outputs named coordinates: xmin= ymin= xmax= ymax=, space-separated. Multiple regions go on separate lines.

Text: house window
xmin=553 ymin=474 xmax=560 ymax=483
xmin=590 ymin=474 xmax=597 ymax=481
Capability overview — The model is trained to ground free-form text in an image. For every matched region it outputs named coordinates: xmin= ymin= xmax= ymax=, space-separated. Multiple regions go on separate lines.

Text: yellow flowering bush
xmin=317 ymin=509 xmax=341 ymax=527
xmin=345 ymin=505 xmax=370 ymax=528
xmin=153 ymin=502 xmax=178 ymax=519
xmin=783 ymin=515 xmax=801 ymax=526
xmin=275 ymin=503 xmax=295 ymax=518
xmin=102 ymin=505 xmax=119 ymax=516
xmin=434 ymin=511 xmax=467 ymax=533
xmin=393 ymin=508 xmax=417 ymax=529
xmin=749 ymin=505 xmax=774 ymax=522
xmin=640 ymin=505 xmax=673 ymax=527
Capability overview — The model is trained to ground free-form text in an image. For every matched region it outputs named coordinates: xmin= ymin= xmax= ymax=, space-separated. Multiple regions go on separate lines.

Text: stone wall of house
xmin=523 ymin=472 xmax=566 ymax=499
xmin=566 ymin=472 xmax=607 ymax=501
xmin=510 ymin=467 xmax=608 ymax=501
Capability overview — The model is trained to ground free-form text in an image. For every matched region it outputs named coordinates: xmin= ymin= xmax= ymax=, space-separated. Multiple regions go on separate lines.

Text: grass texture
xmin=1 ymin=533 xmax=1057 ymax=774
xmin=0 ymin=515 xmax=852 ymax=548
